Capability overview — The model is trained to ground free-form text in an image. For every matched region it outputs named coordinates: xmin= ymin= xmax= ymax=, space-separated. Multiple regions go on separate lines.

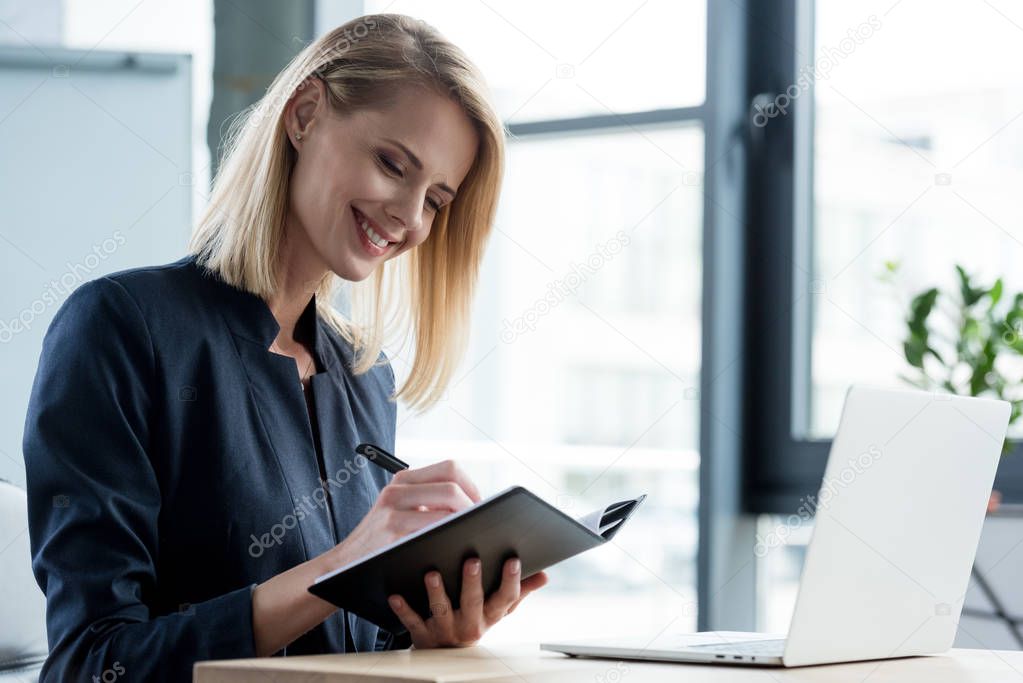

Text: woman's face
xmin=284 ymin=78 xmax=479 ymax=282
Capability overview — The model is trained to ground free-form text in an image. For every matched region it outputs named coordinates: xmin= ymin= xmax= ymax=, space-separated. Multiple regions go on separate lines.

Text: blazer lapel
xmin=310 ymin=318 xmax=395 ymax=543
xmin=190 ymin=260 xmax=380 ymax=653
xmin=211 ymin=279 xmax=338 ymax=564
xmin=311 ymin=318 xmax=397 ymax=652
xmin=200 ymin=265 xmax=394 ymax=651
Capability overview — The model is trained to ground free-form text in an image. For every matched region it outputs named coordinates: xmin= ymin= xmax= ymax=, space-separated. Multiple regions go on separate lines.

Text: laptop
xmin=541 ymin=385 xmax=1009 ymax=667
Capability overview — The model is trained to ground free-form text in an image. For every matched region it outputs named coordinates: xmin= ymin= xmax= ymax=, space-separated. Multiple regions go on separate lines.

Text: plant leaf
xmin=904 ymin=339 xmax=926 ymax=369
xmin=990 ymin=278 xmax=1004 ymax=309
xmin=955 ymin=264 xmax=985 ymax=306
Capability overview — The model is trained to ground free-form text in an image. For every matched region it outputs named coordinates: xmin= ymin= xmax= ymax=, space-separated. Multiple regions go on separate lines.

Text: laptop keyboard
xmin=688 ymin=639 xmax=787 ymax=656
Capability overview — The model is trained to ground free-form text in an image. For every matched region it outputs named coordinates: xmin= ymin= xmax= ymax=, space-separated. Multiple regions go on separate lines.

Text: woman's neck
xmin=267 ymin=229 xmax=328 ymax=348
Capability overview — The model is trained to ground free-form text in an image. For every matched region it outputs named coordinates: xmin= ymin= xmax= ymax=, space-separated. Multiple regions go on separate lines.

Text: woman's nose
xmin=385 ymin=196 xmax=426 ymax=234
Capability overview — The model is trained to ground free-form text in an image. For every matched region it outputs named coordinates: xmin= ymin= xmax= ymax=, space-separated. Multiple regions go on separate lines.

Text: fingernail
xmin=427 ymin=572 xmax=441 ymax=587
xmin=388 ymin=595 xmax=402 ymax=609
xmin=509 ymin=558 xmax=521 ymax=575
xmin=468 ymin=559 xmax=481 ymax=575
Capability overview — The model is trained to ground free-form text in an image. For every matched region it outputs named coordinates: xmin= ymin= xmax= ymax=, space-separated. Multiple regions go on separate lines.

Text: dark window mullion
xmin=743 ymin=0 xmax=828 ymax=515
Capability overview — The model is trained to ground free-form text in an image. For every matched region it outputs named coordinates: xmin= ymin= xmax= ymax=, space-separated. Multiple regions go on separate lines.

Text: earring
xmin=296 ymin=132 xmax=303 ymax=141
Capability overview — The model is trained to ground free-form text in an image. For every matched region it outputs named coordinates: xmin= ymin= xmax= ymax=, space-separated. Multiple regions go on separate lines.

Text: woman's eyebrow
xmin=383 ymin=137 xmax=458 ymax=199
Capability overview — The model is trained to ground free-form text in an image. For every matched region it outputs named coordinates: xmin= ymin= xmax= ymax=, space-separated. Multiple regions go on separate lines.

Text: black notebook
xmin=308 ymin=485 xmax=647 ymax=633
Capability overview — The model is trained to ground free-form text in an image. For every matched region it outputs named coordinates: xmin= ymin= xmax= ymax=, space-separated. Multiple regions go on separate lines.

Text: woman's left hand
xmin=387 ymin=557 xmax=548 ymax=648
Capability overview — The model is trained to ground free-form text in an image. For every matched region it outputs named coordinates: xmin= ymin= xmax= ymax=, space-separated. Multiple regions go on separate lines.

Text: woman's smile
xmin=352 ymin=205 xmax=400 ymax=257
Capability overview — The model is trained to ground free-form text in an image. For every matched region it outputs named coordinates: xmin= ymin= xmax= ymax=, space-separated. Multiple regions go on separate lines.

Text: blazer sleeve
xmin=23 ymin=277 xmax=258 ymax=683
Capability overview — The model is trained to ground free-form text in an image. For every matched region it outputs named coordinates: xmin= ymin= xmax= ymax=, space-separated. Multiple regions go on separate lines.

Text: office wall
xmin=0 ymin=45 xmax=192 ymax=487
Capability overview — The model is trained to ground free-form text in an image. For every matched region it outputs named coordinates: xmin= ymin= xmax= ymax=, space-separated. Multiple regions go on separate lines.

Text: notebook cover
xmin=308 ymin=486 xmax=645 ymax=634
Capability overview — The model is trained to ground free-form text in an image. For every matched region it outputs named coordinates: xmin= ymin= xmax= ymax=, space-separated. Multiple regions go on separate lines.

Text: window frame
xmin=743 ymin=0 xmax=1023 ymax=514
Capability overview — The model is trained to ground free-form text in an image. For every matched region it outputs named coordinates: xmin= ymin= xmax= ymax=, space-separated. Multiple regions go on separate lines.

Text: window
xmin=751 ymin=0 xmax=1023 ymax=631
xmin=747 ymin=0 xmax=1023 ymax=512
xmin=808 ymin=0 xmax=1023 ymax=437
xmin=367 ymin=0 xmax=707 ymax=642
xmin=364 ymin=0 xmax=705 ymax=124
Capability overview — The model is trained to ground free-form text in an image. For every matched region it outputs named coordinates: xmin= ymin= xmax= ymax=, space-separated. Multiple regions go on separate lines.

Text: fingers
xmin=424 ymin=570 xmax=458 ymax=643
xmin=457 ymin=558 xmax=486 ymax=643
xmin=388 ymin=594 xmax=433 ymax=648
xmin=521 ymin=570 xmax=549 ymax=593
xmin=483 ymin=557 xmax=521 ymax=624
xmin=389 ymin=563 xmax=548 ymax=649
xmin=379 ymin=481 xmax=476 ymax=512
xmin=383 ymin=509 xmax=453 ymax=536
xmin=507 ymin=570 xmax=549 ymax=614
xmin=391 ymin=460 xmax=482 ymax=503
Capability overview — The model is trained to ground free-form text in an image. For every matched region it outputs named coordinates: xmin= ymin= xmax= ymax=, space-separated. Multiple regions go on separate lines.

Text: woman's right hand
xmin=253 ymin=459 xmax=482 ymax=656
xmin=330 ymin=459 xmax=482 ymax=568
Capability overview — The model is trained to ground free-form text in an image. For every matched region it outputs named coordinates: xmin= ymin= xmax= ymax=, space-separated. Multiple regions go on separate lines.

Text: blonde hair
xmin=189 ymin=14 xmax=504 ymax=413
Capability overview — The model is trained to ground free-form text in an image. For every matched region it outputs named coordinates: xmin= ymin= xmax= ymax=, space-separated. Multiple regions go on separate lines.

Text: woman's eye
xmin=377 ymin=154 xmax=402 ymax=176
xmin=376 ymin=151 xmax=443 ymax=212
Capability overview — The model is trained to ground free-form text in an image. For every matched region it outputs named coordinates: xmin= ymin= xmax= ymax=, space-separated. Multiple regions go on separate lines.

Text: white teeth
xmin=358 ymin=217 xmax=389 ymax=249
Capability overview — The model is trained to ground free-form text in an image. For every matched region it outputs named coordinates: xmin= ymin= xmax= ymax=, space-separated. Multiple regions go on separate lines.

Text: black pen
xmin=356 ymin=442 xmax=410 ymax=474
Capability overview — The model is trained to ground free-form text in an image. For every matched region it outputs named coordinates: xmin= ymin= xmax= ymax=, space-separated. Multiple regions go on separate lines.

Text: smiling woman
xmin=22 ymin=13 xmax=546 ymax=683
xmin=284 ymin=83 xmax=476 ymax=274
xmin=191 ymin=14 xmax=504 ymax=411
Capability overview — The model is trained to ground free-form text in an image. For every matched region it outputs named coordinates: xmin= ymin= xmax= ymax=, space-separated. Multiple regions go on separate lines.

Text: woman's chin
xmin=326 ymin=256 xmax=377 ymax=283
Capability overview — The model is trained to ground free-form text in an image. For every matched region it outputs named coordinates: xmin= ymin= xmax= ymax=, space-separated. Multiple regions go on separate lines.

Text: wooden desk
xmin=195 ymin=643 xmax=1023 ymax=682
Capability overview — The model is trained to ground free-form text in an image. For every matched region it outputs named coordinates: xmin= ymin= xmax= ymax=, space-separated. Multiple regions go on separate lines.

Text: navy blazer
xmin=23 ymin=255 xmax=412 ymax=683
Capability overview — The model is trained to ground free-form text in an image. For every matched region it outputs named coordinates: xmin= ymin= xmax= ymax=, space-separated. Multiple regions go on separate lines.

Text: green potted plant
xmin=888 ymin=262 xmax=1023 ymax=511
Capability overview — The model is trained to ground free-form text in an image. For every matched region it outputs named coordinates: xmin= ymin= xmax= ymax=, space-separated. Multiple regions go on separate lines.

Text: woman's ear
xmin=285 ymin=75 xmax=324 ymax=148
